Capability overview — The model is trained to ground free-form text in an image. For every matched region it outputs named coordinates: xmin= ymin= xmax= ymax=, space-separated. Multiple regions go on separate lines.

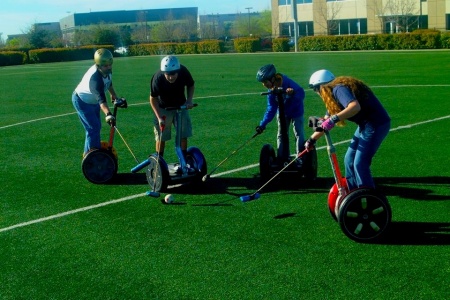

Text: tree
xmin=315 ymin=0 xmax=343 ymax=35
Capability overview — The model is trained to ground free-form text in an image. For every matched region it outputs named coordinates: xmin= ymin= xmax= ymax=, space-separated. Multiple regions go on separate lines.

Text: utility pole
xmin=245 ymin=7 xmax=252 ymax=35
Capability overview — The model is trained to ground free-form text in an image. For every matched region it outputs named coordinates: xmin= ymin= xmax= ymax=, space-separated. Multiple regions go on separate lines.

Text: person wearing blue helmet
xmin=255 ymin=64 xmax=306 ymax=162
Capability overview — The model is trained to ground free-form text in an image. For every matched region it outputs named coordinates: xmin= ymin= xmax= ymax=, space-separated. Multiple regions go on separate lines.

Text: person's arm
xmin=186 ymin=84 xmax=195 ymax=107
xmin=332 ymin=100 xmax=360 ymax=121
xmin=108 ymin=83 xmax=119 ymax=102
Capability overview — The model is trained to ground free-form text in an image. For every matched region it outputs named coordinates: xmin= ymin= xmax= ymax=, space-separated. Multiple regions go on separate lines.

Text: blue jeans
xmin=72 ymin=92 xmax=101 ymax=154
xmin=344 ymin=121 xmax=390 ymax=190
xmin=277 ymin=115 xmax=305 ymax=161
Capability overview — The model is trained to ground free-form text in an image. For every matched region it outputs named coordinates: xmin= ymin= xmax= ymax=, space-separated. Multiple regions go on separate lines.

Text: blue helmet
xmin=256 ymin=64 xmax=276 ymax=82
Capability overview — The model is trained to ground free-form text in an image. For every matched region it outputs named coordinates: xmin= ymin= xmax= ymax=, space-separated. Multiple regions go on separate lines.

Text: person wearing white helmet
xmin=305 ymin=70 xmax=390 ymax=190
xmin=149 ymin=55 xmax=195 ymax=158
xmin=72 ymin=48 xmax=126 ymax=156
xmin=255 ymin=64 xmax=306 ymax=162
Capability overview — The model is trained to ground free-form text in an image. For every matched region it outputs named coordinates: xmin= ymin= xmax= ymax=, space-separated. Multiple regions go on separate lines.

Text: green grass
xmin=1 ymin=51 xmax=449 ymax=299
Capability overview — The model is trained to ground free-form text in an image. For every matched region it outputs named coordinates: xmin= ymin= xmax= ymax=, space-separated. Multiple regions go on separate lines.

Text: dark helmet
xmin=256 ymin=64 xmax=276 ymax=82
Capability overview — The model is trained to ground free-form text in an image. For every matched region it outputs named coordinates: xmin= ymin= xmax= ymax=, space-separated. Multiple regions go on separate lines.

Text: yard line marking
xmin=0 ymin=193 xmax=147 ymax=233
xmin=1 ymin=115 xmax=449 ymax=233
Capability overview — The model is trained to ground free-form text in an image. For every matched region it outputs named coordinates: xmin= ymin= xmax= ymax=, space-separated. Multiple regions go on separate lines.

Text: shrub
xmin=0 ymin=51 xmax=27 ymax=66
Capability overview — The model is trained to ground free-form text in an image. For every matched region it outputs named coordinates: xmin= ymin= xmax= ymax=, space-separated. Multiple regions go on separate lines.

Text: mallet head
xmin=146 ymin=190 xmax=160 ymax=198
xmin=240 ymin=193 xmax=261 ymax=202
xmin=202 ymin=174 xmax=210 ymax=182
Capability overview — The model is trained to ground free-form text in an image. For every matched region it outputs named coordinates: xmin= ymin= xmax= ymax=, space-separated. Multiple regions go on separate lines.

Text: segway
xmin=131 ymin=104 xmax=207 ymax=193
xmin=259 ymin=87 xmax=317 ymax=182
xmin=308 ymin=116 xmax=392 ymax=243
xmin=81 ymin=98 xmax=128 ymax=184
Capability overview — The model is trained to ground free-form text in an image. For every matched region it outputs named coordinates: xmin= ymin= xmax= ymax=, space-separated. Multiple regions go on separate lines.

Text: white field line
xmin=1 ymin=94 xmax=450 ymax=232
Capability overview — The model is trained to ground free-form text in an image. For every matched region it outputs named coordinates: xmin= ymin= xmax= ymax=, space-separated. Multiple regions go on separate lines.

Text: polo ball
xmin=164 ymin=194 xmax=174 ymax=204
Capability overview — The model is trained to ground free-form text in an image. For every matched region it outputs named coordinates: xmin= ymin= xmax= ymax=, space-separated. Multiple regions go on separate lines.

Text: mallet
xmin=202 ymin=132 xmax=260 ymax=182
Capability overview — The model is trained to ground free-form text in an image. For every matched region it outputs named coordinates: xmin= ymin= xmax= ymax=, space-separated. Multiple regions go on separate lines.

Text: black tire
xmin=187 ymin=146 xmax=207 ymax=183
xmin=259 ymin=144 xmax=276 ymax=182
xmin=301 ymin=148 xmax=317 ymax=180
xmin=145 ymin=154 xmax=170 ymax=192
xmin=82 ymin=149 xmax=117 ymax=184
xmin=337 ymin=188 xmax=392 ymax=243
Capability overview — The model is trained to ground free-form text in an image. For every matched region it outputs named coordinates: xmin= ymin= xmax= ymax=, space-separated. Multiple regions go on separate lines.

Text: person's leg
xmin=292 ymin=115 xmax=305 ymax=154
xmin=346 ymin=122 xmax=390 ymax=189
xmin=276 ymin=115 xmax=290 ymax=162
xmin=344 ymin=128 xmax=360 ymax=190
xmin=72 ymin=94 xmax=101 ymax=155
xmin=153 ymin=109 xmax=174 ymax=157
xmin=178 ymin=110 xmax=193 ymax=156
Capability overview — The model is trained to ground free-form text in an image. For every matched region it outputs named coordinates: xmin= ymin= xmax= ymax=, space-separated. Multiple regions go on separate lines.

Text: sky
xmin=0 ymin=0 xmax=272 ymax=38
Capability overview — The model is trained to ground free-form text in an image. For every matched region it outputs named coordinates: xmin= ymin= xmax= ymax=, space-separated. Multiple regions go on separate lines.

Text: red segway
xmin=308 ymin=116 xmax=392 ymax=242
xmin=81 ymin=99 xmax=127 ymax=183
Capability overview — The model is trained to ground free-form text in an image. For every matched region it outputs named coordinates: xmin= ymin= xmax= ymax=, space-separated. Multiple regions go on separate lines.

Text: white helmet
xmin=309 ymin=69 xmax=335 ymax=88
xmin=160 ymin=55 xmax=180 ymax=73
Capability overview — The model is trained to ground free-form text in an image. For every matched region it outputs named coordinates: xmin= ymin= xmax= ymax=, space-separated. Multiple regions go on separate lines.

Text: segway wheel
xmin=301 ymin=148 xmax=317 ymax=180
xmin=186 ymin=146 xmax=207 ymax=183
xmin=145 ymin=154 xmax=170 ymax=192
xmin=337 ymin=188 xmax=392 ymax=243
xmin=260 ymin=144 xmax=276 ymax=181
xmin=82 ymin=149 xmax=117 ymax=184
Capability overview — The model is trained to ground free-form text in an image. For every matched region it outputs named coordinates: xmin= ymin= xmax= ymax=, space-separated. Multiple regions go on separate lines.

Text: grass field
xmin=1 ymin=51 xmax=449 ymax=299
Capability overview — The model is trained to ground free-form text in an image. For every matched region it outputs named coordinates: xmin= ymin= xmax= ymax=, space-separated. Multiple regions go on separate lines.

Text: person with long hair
xmin=305 ymin=70 xmax=390 ymax=190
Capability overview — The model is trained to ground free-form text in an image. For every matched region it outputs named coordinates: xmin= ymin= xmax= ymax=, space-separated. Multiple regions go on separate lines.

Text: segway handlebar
xmin=114 ymin=98 xmax=128 ymax=109
xmin=308 ymin=116 xmax=324 ymax=132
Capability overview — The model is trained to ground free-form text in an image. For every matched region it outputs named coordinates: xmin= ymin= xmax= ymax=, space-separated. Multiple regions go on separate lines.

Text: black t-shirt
xmin=150 ymin=65 xmax=195 ymax=108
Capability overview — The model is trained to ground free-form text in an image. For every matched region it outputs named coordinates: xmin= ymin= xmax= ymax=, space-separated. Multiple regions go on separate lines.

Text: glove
xmin=321 ymin=115 xmax=339 ymax=131
xmin=105 ymin=113 xmax=116 ymax=126
xmin=114 ymin=97 xmax=128 ymax=108
xmin=304 ymin=137 xmax=316 ymax=152
xmin=255 ymin=125 xmax=265 ymax=134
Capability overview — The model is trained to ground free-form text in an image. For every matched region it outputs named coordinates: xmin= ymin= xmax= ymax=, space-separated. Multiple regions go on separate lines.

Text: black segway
xmin=308 ymin=116 xmax=392 ymax=242
xmin=131 ymin=104 xmax=207 ymax=194
xmin=259 ymin=87 xmax=317 ymax=182
xmin=81 ymin=99 xmax=127 ymax=183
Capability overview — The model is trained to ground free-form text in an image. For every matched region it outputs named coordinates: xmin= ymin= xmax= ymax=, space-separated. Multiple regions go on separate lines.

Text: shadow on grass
xmin=377 ymin=176 xmax=450 ymax=201
xmin=381 ymin=221 xmax=450 ymax=245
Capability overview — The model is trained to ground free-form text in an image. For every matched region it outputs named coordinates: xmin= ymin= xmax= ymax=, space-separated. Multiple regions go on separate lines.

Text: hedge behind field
xmin=0 ymin=51 xmax=27 ymax=66
xmin=28 ymin=45 xmax=115 ymax=63
xmin=298 ymin=30 xmax=445 ymax=51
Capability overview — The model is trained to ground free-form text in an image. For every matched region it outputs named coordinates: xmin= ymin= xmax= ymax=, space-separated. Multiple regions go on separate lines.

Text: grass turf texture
xmin=1 ymin=51 xmax=449 ymax=299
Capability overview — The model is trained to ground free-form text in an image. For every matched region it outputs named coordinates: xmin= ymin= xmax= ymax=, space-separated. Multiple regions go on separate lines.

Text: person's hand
xmin=321 ymin=118 xmax=335 ymax=131
xmin=105 ymin=113 xmax=116 ymax=127
xmin=255 ymin=125 xmax=265 ymax=134
xmin=304 ymin=138 xmax=316 ymax=152
xmin=159 ymin=116 xmax=166 ymax=131
xmin=286 ymin=88 xmax=294 ymax=95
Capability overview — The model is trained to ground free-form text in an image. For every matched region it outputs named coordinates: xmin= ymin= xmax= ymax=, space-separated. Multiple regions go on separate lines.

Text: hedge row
xmin=0 ymin=51 xmax=27 ymax=66
xmin=298 ymin=30 xmax=450 ymax=51
xmin=129 ymin=40 xmax=225 ymax=56
xmin=28 ymin=45 xmax=115 ymax=64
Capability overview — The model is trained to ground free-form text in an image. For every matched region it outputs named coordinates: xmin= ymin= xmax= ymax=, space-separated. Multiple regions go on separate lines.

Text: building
xmin=272 ymin=0 xmax=448 ymax=37
xmin=60 ymin=7 xmax=198 ymax=45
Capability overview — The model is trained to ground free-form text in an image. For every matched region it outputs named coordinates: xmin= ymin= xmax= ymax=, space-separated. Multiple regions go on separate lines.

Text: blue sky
xmin=1 ymin=0 xmax=271 ymax=38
